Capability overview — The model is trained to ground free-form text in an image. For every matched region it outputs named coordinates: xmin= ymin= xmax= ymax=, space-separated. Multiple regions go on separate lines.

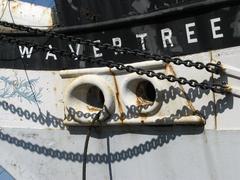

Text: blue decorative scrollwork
xmin=0 ymin=76 xmax=42 ymax=104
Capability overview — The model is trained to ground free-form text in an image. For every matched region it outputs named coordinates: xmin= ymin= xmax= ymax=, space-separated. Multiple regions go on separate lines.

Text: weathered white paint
xmin=0 ymin=128 xmax=240 ymax=180
xmin=0 ymin=69 xmax=64 ymax=129
xmin=172 ymin=52 xmax=216 ymax=130
xmin=212 ymin=46 xmax=240 ymax=130
xmin=60 ymin=61 xmax=204 ymax=126
xmin=0 ymin=46 xmax=239 ymax=130
xmin=0 ymin=0 xmax=53 ymax=29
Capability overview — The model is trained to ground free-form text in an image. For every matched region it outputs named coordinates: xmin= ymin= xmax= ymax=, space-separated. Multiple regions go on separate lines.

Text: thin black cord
xmin=8 ymin=0 xmax=15 ymax=24
xmin=20 ymin=58 xmax=42 ymax=112
xmin=82 ymin=111 xmax=101 ymax=180
xmin=107 ymin=137 xmax=113 ymax=180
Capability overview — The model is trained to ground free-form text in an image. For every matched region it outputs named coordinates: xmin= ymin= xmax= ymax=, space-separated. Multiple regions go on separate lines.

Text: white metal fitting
xmin=60 ymin=61 xmax=205 ymax=126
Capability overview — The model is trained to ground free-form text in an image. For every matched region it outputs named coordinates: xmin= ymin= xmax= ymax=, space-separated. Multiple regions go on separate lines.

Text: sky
xmin=0 ymin=166 xmax=15 ymax=180
xmin=21 ymin=0 xmax=55 ymax=7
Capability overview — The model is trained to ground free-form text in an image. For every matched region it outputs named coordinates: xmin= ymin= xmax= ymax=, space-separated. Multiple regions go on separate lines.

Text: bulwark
xmin=0 ymin=4 xmax=240 ymax=70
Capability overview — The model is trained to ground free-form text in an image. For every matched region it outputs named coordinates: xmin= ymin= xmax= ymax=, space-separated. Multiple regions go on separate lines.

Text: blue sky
xmin=21 ymin=0 xmax=55 ymax=7
xmin=0 ymin=166 xmax=15 ymax=180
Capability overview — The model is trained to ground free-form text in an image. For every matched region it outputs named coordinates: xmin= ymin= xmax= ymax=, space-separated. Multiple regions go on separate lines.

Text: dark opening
xmin=136 ymin=80 xmax=156 ymax=102
xmin=86 ymin=85 xmax=105 ymax=108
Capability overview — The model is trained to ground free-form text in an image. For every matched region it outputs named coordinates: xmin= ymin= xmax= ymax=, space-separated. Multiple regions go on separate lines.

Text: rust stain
xmin=210 ymin=51 xmax=218 ymax=130
xmin=165 ymin=63 xmax=177 ymax=76
xmin=43 ymin=8 xmax=49 ymax=13
xmin=136 ymin=97 xmax=153 ymax=121
xmin=48 ymin=18 xmax=53 ymax=27
xmin=12 ymin=2 xmax=21 ymax=11
xmin=136 ymin=96 xmax=153 ymax=107
xmin=165 ymin=63 xmax=196 ymax=112
xmin=109 ymin=69 xmax=125 ymax=122
xmin=87 ymin=106 xmax=101 ymax=112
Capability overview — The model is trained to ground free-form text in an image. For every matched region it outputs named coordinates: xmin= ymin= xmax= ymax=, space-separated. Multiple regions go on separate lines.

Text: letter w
xmin=18 ymin=46 xmax=33 ymax=59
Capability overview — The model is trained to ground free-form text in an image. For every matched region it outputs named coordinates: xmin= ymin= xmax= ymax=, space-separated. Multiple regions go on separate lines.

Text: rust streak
xmin=136 ymin=96 xmax=153 ymax=107
xmin=210 ymin=51 xmax=218 ymax=130
xmin=87 ymin=106 xmax=101 ymax=112
xmin=165 ymin=63 xmax=196 ymax=112
xmin=136 ymin=97 xmax=153 ymax=121
xmin=109 ymin=69 xmax=125 ymax=122
xmin=12 ymin=2 xmax=21 ymax=11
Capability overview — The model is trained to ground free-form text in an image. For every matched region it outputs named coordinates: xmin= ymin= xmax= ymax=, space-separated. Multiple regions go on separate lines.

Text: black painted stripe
xmin=0 ymin=4 xmax=240 ymax=70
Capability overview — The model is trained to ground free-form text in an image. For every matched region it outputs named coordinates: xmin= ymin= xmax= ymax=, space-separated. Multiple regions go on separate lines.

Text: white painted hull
xmin=1 ymin=1 xmax=240 ymax=179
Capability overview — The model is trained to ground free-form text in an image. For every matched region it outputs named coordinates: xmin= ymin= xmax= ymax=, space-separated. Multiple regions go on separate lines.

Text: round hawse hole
xmin=72 ymin=84 xmax=105 ymax=110
xmin=86 ymin=85 xmax=105 ymax=109
xmin=136 ymin=80 xmax=156 ymax=106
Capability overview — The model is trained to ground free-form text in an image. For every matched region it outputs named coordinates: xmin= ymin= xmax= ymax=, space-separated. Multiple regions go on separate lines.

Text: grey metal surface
xmin=0 ymin=127 xmax=240 ymax=180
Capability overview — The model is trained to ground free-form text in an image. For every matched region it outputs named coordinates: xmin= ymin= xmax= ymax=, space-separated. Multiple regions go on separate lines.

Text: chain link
xmin=0 ymin=23 xmax=228 ymax=93
xmin=0 ymin=21 xmax=223 ymax=74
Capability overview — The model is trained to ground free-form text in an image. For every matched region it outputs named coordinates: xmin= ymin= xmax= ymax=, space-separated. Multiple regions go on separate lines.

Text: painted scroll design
xmin=0 ymin=76 xmax=42 ymax=104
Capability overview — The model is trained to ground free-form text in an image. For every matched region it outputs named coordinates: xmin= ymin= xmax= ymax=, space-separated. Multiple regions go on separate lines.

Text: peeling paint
xmin=0 ymin=0 xmax=53 ymax=30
